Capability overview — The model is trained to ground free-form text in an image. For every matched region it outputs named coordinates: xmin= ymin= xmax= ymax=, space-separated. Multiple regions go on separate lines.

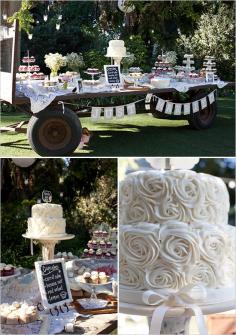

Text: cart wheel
xmin=188 ymin=93 xmax=217 ymax=130
xmin=27 ymin=107 xmax=82 ymax=156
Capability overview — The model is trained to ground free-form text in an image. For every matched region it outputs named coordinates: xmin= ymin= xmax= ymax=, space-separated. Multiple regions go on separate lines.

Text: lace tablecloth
xmin=16 ymin=80 xmax=228 ymax=114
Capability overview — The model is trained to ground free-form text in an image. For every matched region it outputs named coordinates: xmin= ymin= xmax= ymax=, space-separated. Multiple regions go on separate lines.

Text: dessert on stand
xmin=119 ymin=158 xmax=236 ymax=335
xmin=23 ymin=202 xmax=75 ymax=261
xmin=17 ymin=51 xmax=45 ymax=81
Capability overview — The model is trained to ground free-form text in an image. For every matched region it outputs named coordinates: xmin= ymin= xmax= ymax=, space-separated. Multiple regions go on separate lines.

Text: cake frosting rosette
xmin=119 ymin=169 xmax=235 ymax=297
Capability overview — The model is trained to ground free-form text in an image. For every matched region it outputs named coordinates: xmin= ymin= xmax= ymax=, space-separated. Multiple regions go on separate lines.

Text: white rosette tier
xmin=27 ymin=203 xmax=66 ymax=237
xmin=120 ymin=221 xmax=235 ymax=302
xmin=119 ymin=170 xmax=229 ymax=226
xmin=119 ymin=170 xmax=235 ymax=306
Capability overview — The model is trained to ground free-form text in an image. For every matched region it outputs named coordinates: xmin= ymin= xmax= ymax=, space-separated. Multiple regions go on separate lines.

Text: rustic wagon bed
xmin=0 ymin=21 xmax=234 ymax=157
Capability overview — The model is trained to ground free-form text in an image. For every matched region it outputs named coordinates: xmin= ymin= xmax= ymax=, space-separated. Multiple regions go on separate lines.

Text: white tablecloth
xmin=16 ymin=80 xmax=229 ymax=114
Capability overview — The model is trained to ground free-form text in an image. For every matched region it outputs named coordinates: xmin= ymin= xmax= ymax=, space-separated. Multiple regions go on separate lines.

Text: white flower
xmin=198 ymin=225 xmax=226 ymax=263
xmin=159 ymin=221 xmax=200 ymax=267
xmin=44 ymin=53 xmax=67 ymax=73
xmin=135 ymin=171 xmax=171 ymax=204
xmin=186 ymin=260 xmax=218 ymax=288
xmin=66 ymin=52 xmax=85 ymax=71
xmin=120 ymin=224 xmax=160 ymax=267
xmin=122 ymin=198 xmax=155 ymax=224
xmin=145 ymin=262 xmax=185 ymax=290
xmin=119 ymin=263 xmax=145 ymax=290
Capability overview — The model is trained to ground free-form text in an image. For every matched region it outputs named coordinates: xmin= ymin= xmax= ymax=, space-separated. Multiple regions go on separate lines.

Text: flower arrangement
xmin=165 ymin=51 xmax=177 ymax=65
xmin=66 ymin=52 xmax=85 ymax=72
xmin=44 ymin=53 xmax=67 ymax=77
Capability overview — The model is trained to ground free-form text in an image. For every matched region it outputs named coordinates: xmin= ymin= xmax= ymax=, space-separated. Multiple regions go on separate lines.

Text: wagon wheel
xmin=188 ymin=91 xmax=217 ymax=130
xmin=27 ymin=107 xmax=82 ymax=156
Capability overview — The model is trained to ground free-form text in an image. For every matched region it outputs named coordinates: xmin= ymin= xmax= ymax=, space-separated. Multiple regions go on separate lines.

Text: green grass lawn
xmin=0 ymin=96 xmax=235 ymax=157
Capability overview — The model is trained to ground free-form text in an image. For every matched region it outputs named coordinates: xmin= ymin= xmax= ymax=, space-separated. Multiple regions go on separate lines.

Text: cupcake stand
xmin=119 ymin=292 xmax=236 ymax=335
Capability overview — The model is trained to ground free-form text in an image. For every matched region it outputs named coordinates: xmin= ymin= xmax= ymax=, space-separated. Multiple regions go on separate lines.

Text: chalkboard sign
xmin=104 ymin=65 xmax=121 ymax=86
xmin=35 ymin=259 xmax=72 ymax=309
xmin=42 ymin=190 xmax=52 ymax=203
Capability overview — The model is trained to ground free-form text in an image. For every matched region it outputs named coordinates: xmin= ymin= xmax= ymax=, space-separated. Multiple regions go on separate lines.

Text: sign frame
xmin=104 ymin=65 xmax=122 ymax=86
xmin=35 ymin=258 xmax=72 ymax=309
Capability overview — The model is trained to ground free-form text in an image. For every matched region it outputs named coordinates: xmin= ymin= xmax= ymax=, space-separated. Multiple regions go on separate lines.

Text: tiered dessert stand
xmin=203 ymin=56 xmax=217 ymax=82
xmin=22 ymin=233 xmax=75 ymax=261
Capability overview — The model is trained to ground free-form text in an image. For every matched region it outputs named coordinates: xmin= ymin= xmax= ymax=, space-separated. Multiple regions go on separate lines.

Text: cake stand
xmin=119 ymin=299 xmax=236 ymax=335
xmin=22 ymin=234 xmax=75 ymax=261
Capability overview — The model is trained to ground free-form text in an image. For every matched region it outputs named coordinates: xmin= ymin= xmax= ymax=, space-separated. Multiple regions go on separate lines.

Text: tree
xmin=176 ymin=4 xmax=235 ymax=80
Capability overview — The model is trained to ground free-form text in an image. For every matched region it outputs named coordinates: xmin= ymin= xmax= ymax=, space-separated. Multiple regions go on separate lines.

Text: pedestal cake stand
xmin=119 ymin=299 xmax=236 ymax=335
xmin=22 ymin=233 xmax=75 ymax=261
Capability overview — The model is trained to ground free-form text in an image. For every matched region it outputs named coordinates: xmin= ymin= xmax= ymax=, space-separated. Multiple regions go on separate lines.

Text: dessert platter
xmin=119 ymin=164 xmax=236 ymax=335
xmin=0 ymin=264 xmax=22 ymax=280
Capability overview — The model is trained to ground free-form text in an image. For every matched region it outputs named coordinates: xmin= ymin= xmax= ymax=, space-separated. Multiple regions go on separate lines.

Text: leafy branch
xmin=8 ymin=0 xmax=34 ymax=34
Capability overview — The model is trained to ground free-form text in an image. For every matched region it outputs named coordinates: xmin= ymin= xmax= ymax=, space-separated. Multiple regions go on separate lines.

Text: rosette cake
xmin=119 ymin=170 xmax=235 ymax=303
xmin=27 ymin=203 xmax=66 ymax=237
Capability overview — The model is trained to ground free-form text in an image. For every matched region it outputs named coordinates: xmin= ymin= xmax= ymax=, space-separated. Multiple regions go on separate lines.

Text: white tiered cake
xmin=106 ymin=40 xmax=127 ymax=58
xmin=27 ymin=203 xmax=66 ymax=237
xmin=119 ymin=170 xmax=235 ymax=304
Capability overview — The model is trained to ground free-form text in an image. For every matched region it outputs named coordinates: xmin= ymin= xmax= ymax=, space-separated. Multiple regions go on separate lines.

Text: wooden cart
xmin=0 ymin=21 xmax=233 ymax=157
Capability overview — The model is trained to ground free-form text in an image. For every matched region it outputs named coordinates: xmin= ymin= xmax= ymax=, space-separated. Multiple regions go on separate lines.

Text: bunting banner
xmin=90 ymin=98 xmax=144 ymax=121
xmin=146 ymin=90 xmax=216 ymax=116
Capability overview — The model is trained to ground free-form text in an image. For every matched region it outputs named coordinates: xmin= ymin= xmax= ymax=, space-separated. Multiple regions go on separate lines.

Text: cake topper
xmin=42 ymin=190 xmax=52 ymax=203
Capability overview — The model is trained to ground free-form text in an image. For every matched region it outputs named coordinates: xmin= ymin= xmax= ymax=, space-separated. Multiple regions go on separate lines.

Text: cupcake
xmin=4 ymin=265 xmax=14 ymax=276
xmin=96 ymin=249 xmax=102 ymax=259
xmin=83 ymin=248 xmax=89 ymax=257
xmin=102 ymin=231 xmax=108 ymax=238
xmin=106 ymin=241 xmax=112 ymax=249
xmin=94 ymin=230 xmax=100 ymax=238
xmin=99 ymin=272 xmax=108 ymax=284
xmin=90 ymin=272 xmax=99 ymax=284
xmin=56 ymin=252 xmax=62 ymax=258
xmin=83 ymin=272 xmax=91 ymax=283
xmin=62 ymin=252 xmax=67 ymax=260
xmin=111 ymin=251 xmax=116 ymax=258
xmin=105 ymin=252 xmax=111 ymax=260
xmin=67 ymin=252 xmax=73 ymax=259
xmin=99 ymin=240 xmax=106 ymax=249
xmin=102 ymin=250 xmax=107 ymax=257
xmin=87 ymin=240 xmax=93 ymax=249
xmin=88 ymin=249 xmax=94 ymax=258
xmin=98 ymin=230 xmax=103 ymax=237
xmin=92 ymin=240 xmax=98 ymax=249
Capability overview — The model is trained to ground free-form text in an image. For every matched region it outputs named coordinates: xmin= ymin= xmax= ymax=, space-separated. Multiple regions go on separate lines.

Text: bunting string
xmin=58 ymin=90 xmax=216 ymax=121
xmin=145 ymin=90 xmax=217 ymax=115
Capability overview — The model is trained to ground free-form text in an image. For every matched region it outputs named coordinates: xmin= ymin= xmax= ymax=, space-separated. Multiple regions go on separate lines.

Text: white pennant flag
xmin=192 ymin=100 xmax=199 ymax=113
xmin=104 ymin=107 xmax=113 ymax=120
xmin=174 ymin=103 xmax=182 ymax=115
xmin=116 ymin=106 xmax=125 ymax=119
xmin=127 ymin=103 xmax=136 ymax=116
xmin=184 ymin=103 xmax=191 ymax=115
xmin=91 ymin=107 xmax=102 ymax=121
xmin=156 ymin=98 xmax=165 ymax=112
xmin=145 ymin=94 xmax=153 ymax=110
xmin=208 ymin=92 xmax=215 ymax=104
xmin=201 ymin=97 xmax=207 ymax=110
xmin=165 ymin=101 xmax=173 ymax=115
xmin=145 ymin=94 xmax=153 ymax=104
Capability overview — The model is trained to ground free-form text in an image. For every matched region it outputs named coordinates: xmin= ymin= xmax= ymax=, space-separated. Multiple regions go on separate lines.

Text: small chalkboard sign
xmin=42 ymin=190 xmax=52 ymax=203
xmin=104 ymin=65 xmax=121 ymax=86
xmin=35 ymin=259 xmax=72 ymax=309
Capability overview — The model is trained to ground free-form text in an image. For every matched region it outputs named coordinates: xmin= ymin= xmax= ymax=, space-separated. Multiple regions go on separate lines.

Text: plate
xmin=77 ymin=298 xmax=108 ymax=309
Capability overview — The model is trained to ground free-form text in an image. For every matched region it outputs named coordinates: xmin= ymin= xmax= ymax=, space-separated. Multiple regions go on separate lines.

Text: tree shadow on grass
xmin=73 ymin=117 xmax=235 ymax=157
xmin=0 ymin=138 xmax=33 ymax=151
